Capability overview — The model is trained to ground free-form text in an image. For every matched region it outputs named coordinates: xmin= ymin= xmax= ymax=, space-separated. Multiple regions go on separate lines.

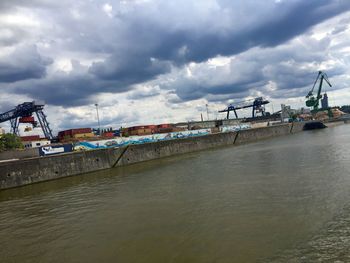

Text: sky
xmin=1 ymin=0 xmax=350 ymax=134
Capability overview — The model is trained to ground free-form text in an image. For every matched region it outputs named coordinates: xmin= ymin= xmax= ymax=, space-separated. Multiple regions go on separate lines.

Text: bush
xmin=0 ymin=133 xmax=24 ymax=151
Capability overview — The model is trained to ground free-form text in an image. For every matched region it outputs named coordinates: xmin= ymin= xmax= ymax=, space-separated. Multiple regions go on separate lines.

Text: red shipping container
xmin=157 ymin=123 xmax=172 ymax=128
xmin=58 ymin=128 xmax=92 ymax=138
xmin=102 ymin=132 xmax=114 ymax=137
xmin=19 ymin=116 xmax=35 ymax=123
xmin=71 ymin=128 xmax=91 ymax=135
xmin=21 ymin=135 xmax=40 ymax=141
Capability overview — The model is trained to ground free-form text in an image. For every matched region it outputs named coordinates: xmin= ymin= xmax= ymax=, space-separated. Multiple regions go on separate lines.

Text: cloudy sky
xmin=1 ymin=0 xmax=350 ymax=133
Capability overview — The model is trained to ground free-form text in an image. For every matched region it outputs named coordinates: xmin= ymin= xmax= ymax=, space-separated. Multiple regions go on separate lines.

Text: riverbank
xmin=0 ymin=121 xmax=332 ymax=190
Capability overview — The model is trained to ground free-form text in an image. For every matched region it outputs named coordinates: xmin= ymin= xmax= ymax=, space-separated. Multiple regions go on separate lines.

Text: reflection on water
xmin=1 ymin=124 xmax=350 ymax=263
xmin=268 ymin=204 xmax=350 ymax=262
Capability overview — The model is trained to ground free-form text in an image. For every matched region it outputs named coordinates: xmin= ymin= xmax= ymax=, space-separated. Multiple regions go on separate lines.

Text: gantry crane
xmin=219 ymin=97 xmax=270 ymax=119
xmin=0 ymin=101 xmax=54 ymax=140
xmin=306 ymin=71 xmax=332 ymax=112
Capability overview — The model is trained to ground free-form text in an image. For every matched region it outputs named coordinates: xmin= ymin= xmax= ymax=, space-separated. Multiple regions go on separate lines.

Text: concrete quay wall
xmin=117 ymin=122 xmax=306 ymax=166
xmin=0 ymin=148 xmax=39 ymax=161
xmin=235 ymin=124 xmax=290 ymax=144
xmin=115 ymin=131 xmax=238 ymax=166
xmin=1 ymin=122 xmax=306 ymax=190
xmin=0 ymin=148 xmax=124 ymax=190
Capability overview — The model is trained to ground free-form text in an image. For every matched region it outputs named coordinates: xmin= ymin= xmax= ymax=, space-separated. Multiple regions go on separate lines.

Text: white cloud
xmin=1 ymin=1 xmax=350 ymax=133
xmin=102 ymin=3 xmax=113 ymax=17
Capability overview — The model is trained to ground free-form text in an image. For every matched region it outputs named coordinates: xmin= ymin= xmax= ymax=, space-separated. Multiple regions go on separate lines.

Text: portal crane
xmin=0 ymin=101 xmax=54 ymax=140
xmin=306 ymin=71 xmax=332 ymax=112
xmin=219 ymin=97 xmax=270 ymax=119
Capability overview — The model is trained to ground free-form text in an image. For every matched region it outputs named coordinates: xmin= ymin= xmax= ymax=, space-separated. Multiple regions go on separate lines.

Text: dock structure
xmin=0 ymin=121 xmax=314 ymax=190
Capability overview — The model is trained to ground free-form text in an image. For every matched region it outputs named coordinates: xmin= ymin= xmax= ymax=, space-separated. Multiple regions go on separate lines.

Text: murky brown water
xmin=1 ymin=124 xmax=350 ymax=263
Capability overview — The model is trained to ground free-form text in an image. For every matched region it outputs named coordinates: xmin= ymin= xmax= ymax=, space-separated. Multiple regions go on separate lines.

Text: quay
xmin=0 ymin=121 xmax=344 ymax=190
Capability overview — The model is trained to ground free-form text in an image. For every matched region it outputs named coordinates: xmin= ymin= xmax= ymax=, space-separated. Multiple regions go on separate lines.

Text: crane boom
xmin=219 ymin=97 xmax=269 ymax=119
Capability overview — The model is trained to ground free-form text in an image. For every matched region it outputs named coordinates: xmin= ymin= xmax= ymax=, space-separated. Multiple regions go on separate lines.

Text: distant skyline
xmin=1 ymin=0 xmax=350 ymax=133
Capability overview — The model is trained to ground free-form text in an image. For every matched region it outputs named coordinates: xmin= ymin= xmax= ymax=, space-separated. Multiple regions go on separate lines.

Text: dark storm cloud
xmin=169 ymin=78 xmax=265 ymax=102
xmin=59 ymin=0 xmax=350 ymax=105
xmin=149 ymin=0 xmax=350 ymax=63
xmin=163 ymin=27 xmax=349 ymax=104
xmin=0 ymin=45 xmax=52 ymax=83
xmin=12 ymin=70 xmax=131 ymax=107
xmin=1 ymin=0 xmax=350 ymax=107
xmin=90 ymin=54 xmax=171 ymax=84
xmin=14 ymin=75 xmax=98 ymax=107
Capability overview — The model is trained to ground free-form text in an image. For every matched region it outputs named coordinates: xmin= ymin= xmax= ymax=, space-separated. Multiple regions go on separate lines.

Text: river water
xmin=1 ymin=124 xmax=350 ymax=263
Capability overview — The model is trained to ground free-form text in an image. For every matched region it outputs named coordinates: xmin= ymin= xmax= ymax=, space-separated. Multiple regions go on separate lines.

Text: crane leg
xmin=10 ymin=117 xmax=19 ymax=135
xmin=35 ymin=110 xmax=53 ymax=140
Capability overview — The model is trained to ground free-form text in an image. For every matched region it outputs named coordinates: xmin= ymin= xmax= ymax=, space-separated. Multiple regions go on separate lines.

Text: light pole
xmin=206 ymin=104 xmax=209 ymax=121
xmin=95 ymin=103 xmax=101 ymax=135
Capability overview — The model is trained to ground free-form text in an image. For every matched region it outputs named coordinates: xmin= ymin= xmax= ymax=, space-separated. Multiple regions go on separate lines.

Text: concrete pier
xmin=0 ymin=122 xmax=309 ymax=190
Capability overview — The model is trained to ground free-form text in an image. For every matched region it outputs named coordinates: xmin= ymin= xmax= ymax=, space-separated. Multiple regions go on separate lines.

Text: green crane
xmin=306 ymin=71 xmax=332 ymax=113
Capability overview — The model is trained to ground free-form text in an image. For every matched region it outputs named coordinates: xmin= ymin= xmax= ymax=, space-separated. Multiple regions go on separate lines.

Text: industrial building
xmin=321 ymin=93 xmax=329 ymax=109
xmin=23 ymin=140 xmax=50 ymax=149
xmin=19 ymin=135 xmax=50 ymax=149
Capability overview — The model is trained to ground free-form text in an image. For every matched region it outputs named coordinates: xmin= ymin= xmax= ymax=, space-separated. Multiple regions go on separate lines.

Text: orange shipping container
xmin=129 ymin=128 xmax=152 ymax=136
xmin=73 ymin=133 xmax=95 ymax=138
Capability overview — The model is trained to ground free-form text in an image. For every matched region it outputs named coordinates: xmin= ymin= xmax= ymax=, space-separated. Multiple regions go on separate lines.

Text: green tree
xmin=0 ymin=133 xmax=24 ymax=151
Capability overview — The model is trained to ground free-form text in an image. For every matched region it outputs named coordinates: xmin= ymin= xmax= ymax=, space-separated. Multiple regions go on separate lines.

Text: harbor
xmin=1 ymin=1 xmax=350 ymax=262
xmin=0 ymin=121 xmax=306 ymax=190
xmin=1 ymin=70 xmax=350 ymax=189
xmin=1 ymin=124 xmax=350 ymax=262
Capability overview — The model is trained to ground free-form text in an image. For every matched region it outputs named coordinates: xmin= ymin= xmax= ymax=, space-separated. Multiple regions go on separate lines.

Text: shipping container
xmin=21 ymin=135 xmax=40 ymax=141
xmin=71 ymin=128 xmax=92 ymax=135
xmin=157 ymin=123 xmax=173 ymax=128
xmin=102 ymin=132 xmax=114 ymax=137
xmin=129 ymin=128 xmax=152 ymax=136
xmin=58 ymin=128 xmax=92 ymax=141
xmin=172 ymin=127 xmax=187 ymax=132
xmin=19 ymin=116 xmax=35 ymax=123
xmin=113 ymin=130 xmax=121 ymax=136
xmin=73 ymin=132 xmax=94 ymax=138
